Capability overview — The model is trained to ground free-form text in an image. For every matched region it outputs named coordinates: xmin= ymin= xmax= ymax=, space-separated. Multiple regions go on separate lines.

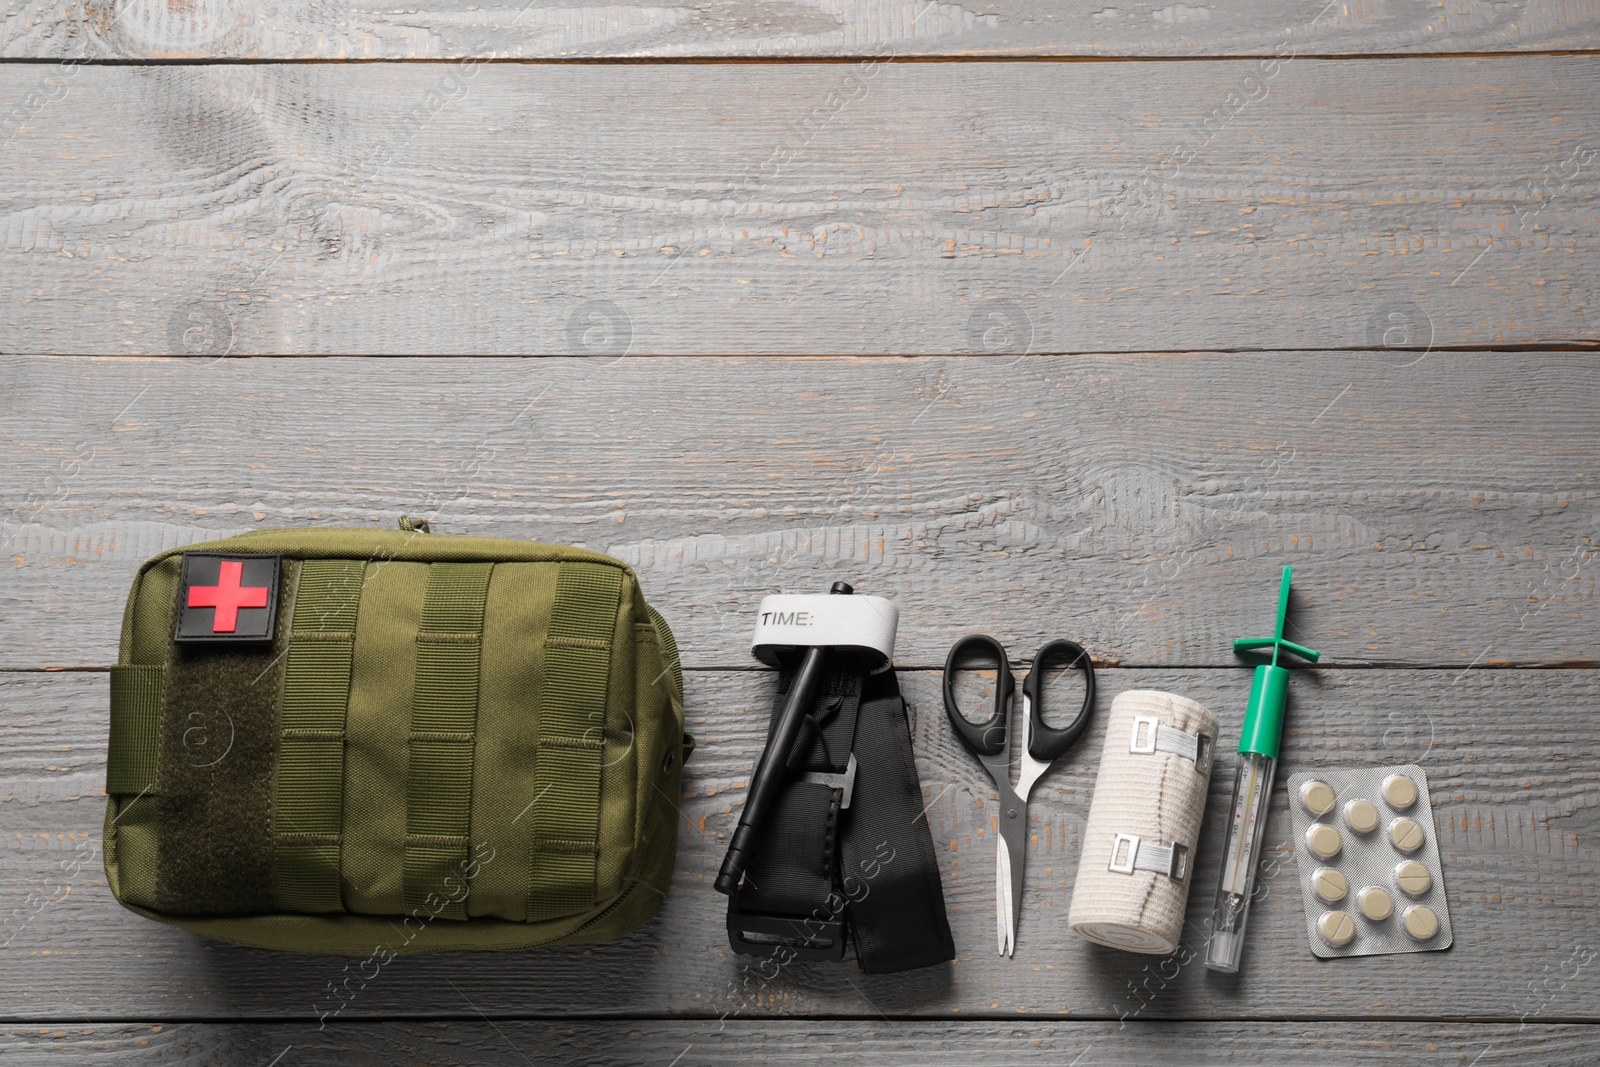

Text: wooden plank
xmin=3 ymin=354 xmax=1595 ymax=670
xmin=5 ymin=0 xmax=1600 ymax=60
xmin=4 ymin=668 xmax=1596 ymax=1021
xmin=1 ymin=1020 xmax=1596 ymax=1064
xmin=2 ymin=60 xmax=1596 ymax=354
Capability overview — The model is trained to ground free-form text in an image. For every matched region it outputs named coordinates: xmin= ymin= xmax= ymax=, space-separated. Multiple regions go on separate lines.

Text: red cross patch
xmin=174 ymin=552 xmax=281 ymax=644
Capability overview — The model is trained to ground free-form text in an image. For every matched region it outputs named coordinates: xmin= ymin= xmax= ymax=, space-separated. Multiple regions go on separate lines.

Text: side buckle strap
xmin=1129 ymin=714 xmax=1212 ymax=778
xmin=1107 ymin=832 xmax=1190 ymax=882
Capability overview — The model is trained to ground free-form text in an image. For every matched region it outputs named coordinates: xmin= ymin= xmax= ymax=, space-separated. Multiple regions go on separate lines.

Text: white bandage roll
xmin=1068 ymin=689 xmax=1218 ymax=954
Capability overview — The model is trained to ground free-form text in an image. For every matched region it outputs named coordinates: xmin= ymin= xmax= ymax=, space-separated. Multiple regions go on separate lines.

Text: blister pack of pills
xmin=1287 ymin=764 xmax=1452 ymax=958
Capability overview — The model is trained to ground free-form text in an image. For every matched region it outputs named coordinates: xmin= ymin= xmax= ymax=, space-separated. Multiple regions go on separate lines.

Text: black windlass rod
xmin=714 ymin=581 xmax=853 ymax=896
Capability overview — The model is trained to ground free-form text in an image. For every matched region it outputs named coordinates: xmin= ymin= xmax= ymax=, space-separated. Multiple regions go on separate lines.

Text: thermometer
xmin=1205 ymin=566 xmax=1318 ymax=973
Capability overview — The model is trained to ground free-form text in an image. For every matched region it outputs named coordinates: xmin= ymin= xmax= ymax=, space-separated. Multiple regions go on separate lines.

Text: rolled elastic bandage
xmin=1068 ymin=690 xmax=1218 ymax=954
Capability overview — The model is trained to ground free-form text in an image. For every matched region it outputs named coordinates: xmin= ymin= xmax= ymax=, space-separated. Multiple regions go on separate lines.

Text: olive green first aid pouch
xmin=103 ymin=525 xmax=687 ymax=955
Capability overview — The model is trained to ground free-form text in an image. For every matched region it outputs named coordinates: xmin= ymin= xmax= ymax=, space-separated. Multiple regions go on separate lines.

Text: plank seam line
xmin=1 ymin=51 xmax=1599 ymax=66
xmin=0 ymin=1012 xmax=1594 ymax=1025
xmin=9 ymin=344 xmax=1600 ymax=359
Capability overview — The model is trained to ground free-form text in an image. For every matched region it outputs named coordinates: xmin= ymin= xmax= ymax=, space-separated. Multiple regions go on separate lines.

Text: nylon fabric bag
xmin=102 ymin=525 xmax=687 ymax=955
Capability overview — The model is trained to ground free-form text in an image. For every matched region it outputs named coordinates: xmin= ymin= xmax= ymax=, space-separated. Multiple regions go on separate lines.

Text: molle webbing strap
xmin=107 ymin=665 xmax=164 ymax=795
xmin=404 ymin=562 xmax=492 ymax=922
xmin=527 ymin=563 xmax=621 ymax=920
xmin=274 ymin=559 xmax=365 ymax=913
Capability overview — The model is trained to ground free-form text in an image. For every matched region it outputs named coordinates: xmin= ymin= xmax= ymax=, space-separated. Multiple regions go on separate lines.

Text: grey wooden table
xmin=3 ymin=1 xmax=1599 ymax=1062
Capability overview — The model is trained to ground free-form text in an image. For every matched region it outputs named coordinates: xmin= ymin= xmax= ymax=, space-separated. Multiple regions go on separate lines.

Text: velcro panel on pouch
xmin=153 ymin=560 xmax=301 ymax=917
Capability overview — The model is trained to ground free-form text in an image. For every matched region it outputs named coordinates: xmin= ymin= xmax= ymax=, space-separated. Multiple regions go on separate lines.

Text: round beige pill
xmin=1383 ymin=774 xmax=1419 ymax=810
xmin=1299 ymin=780 xmax=1337 ymax=818
xmin=1344 ymin=798 xmax=1381 ymax=835
xmin=1389 ymin=816 xmax=1425 ymax=854
xmin=1305 ymin=823 xmax=1343 ymax=860
xmin=1318 ymin=910 xmax=1356 ymax=947
xmin=1357 ymin=885 xmax=1394 ymax=922
xmin=1312 ymin=866 xmax=1349 ymax=904
xmin=1395 ymin=860 xmax=1432 ymax=897
xmin=1403 ymin=904 xmax=1440 ymax=941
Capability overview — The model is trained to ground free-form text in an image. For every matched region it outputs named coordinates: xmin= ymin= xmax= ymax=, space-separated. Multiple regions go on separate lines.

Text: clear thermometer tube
xmin=1209 ymin=566 xmax=1316 ymax=972
xmin=1205 ymin=750 xmax=1275 ymax=972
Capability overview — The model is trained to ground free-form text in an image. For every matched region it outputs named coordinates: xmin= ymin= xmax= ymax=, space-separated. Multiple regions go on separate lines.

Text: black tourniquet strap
xmin=729 ymin=665 xmax=955 ymax=974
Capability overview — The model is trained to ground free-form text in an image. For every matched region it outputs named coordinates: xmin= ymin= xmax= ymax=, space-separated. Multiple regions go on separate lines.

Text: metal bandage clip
xmin=1129 ymin=714 xmax=1212 ymax=777
xmin=1107 ymin=833 xmax=1190 ymax=882
xmin=800 ymin=753 xmax=858 ymax=809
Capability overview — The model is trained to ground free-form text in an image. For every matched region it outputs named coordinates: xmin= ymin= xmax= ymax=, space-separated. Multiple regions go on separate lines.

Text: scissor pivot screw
xmin=1007 ymin=808 xmax=1018 ymax=818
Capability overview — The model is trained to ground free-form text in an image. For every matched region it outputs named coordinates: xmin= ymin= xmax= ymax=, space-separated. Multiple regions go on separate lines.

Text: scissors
xmin=943 ymin=635 xmax=1095 ymax=956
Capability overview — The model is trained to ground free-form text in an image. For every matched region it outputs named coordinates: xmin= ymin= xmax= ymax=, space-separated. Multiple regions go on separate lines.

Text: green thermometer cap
xmin=1232 ymin=565 xmax=1319 ymax=760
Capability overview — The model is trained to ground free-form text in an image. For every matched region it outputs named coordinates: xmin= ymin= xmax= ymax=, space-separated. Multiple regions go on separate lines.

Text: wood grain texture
xmin=5 ymin=0 xmax=1600 ymax=59
xmin=2 ymin=60 xmax=1597 ymax=354
xmin=4 ymin=354 xmax=1595 ymax=671
xmin=4 ymin=668 xmax=1596 ymax=1021
xmin=2 ymin=1019 xmax=1597 ymax=1064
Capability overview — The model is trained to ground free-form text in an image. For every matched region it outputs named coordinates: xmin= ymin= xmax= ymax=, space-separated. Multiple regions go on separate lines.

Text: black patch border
xmin=173 ymin=551 xmax=283 ymax=645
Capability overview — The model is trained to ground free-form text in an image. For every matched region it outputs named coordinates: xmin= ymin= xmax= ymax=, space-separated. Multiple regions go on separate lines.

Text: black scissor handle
xmin=1021 ymin=638 xmax=1095 ymax=763
xmin=942 ymin=633 xmax=1014 ymax=758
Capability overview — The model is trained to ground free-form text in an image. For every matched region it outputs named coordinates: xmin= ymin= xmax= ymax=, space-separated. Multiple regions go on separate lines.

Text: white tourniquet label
xmin=750 ymin=594 xmax=898 ymax=669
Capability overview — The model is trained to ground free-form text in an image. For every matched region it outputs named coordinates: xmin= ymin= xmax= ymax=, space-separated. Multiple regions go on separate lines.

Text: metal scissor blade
xmin=997 ymin=791 xmax=1028 ymax=956
xmin=978 ymin=751 xmax=1019 ymax=956
xmin=996 ymin=842 xmax=1015 ymax=955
